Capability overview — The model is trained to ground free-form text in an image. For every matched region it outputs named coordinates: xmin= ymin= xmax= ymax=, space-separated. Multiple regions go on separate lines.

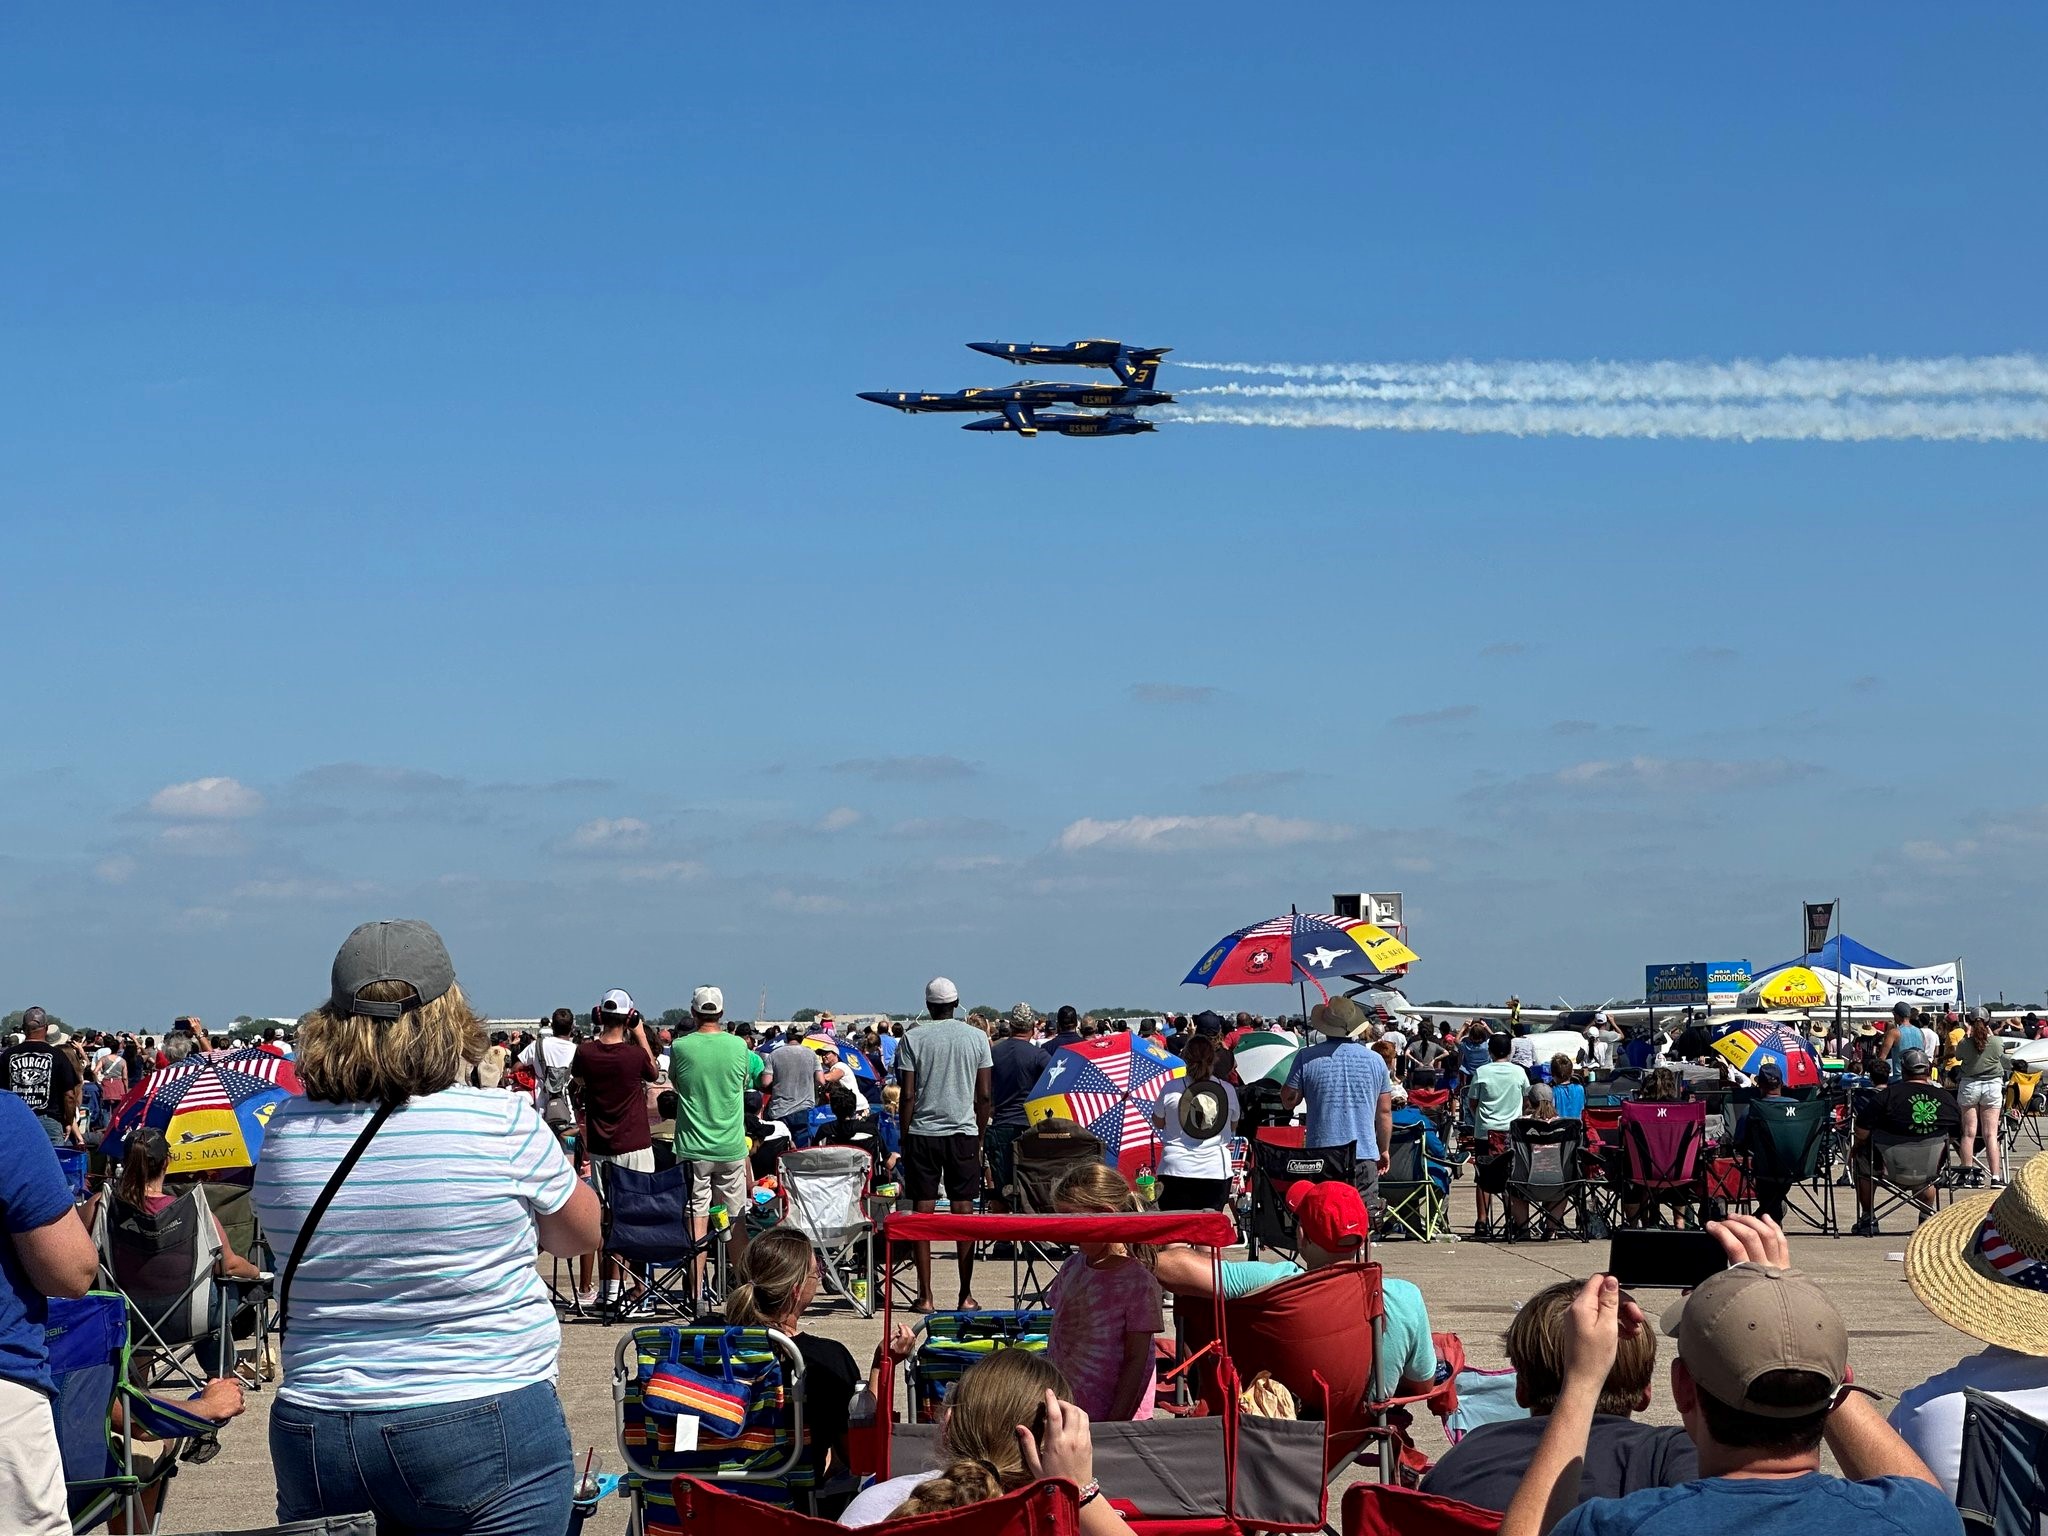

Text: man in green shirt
xmin=1469 ymin=1032 xmax=1530 ymax=1234
xmin=669 ymin=986 xmax=763 ymax=1288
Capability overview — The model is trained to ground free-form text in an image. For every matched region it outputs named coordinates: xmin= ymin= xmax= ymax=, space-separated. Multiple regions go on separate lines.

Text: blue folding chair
xmin=48 ymin=1291 xmax=225 ymax=1534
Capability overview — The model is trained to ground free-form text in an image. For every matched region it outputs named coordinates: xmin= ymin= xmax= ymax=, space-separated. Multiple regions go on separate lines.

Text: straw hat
xmin=1905 ymin=1153 xmax=2048 ymax=1356
xmin=1308 ymin=995 xmax=1368 ymax=1039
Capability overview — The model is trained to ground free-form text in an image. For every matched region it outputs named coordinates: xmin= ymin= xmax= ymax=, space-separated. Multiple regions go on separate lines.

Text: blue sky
xmin=4 ymin=7 xmax=2045 ymax=1024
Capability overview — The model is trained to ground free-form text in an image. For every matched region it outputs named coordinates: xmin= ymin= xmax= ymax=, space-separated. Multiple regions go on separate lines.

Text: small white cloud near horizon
xmin=148 ymin=776 xmax=263 ymax=820
xmin=563 ymin=816 xmax=652 ymax=853
xmin=1057 ymin=811 xmax=1353 ymax=853
xmin=1526 ymin=755 xmax=1819 ymax=796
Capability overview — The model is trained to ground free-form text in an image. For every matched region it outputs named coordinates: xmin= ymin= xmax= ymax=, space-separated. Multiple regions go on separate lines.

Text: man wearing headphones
xmin=571 ymin=990 xmax=660 ymax=1308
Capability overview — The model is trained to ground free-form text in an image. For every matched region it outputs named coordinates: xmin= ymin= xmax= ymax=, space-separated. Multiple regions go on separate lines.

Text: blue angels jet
xmin=963 ymin=411 xmax=1154 ymax=438
xmin=966 ymin=339 xmax=1171 ymax=389
xmin=857 ymin=380 xmax=1173 ymax=438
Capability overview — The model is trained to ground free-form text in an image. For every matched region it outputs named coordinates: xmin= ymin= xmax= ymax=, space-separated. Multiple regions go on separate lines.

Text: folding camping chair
xmin=1956 ymin=1387 xmax=2048 ymax=1536
xmin=1505 ymin=1118 xmax=1603 ymax=1240
xmin=1861 ymin=1128 xmax=1955 ymax=1235
xmin=1246 ymin=1127 xmax=1356 ymax=1261
xmin=674 ymin=1475 xmax=1084 ymax=1536
xmin=905 ymin=1310 xmax=1055 ymax=1423
xmin=598 ymin=1161 xmax=725 ymax=1322
xmin=91 ymin=1187 xmax=238 ymax=1390
xmin=1344 ymin=1483 xmax=1503 ymax=1536
xmin=48 ymin=1292 xmax=226 ymax=1536
xmin=1405 ymin=1088 xmax=1454 ymax=1153
xmin=777 ymin=1146 xmax=875 ymax=1316
xmin=1378 ymin=1120 xmax=1450 ymax=1242
xmin=1007 ymin=1119 xmax=1106 ymax=1307
xmin=2005 ymin=1069 xmax=2047 ymax=1155
xmin=56 ymin=1145 xmax=92 ymax=1202
xmin=613 ymin=1323 xmax=815 ymax=1528
xmin=1738 ymin=1097 xmax=1837 ymax=1235
xmin=1617 ymin=1100 xmax=1708 ymax=1228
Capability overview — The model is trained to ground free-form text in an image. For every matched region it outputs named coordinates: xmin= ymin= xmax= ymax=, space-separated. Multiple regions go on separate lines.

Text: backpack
xmin=1178 ymin=1080 xmax=1230 ymax=1140
xmin=539 ymin=1046 xmax=575 ymax=1128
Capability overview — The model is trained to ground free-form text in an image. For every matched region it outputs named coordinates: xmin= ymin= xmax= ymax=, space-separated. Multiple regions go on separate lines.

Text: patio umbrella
xmin=1184 ymin=912 xmax=1420 ymax=999
xmin=1228 ymin=1029 xmax=1301 ymax=1085
xmin=103 ymin=1047 xmax=302 ymax=1174
xmin=804 ymin=1034 xmax=879 ymax=1084
xmin=1738 ymin=965 xmax=1872 ymax=1012
xmin=1708 ymin=1021 xmax=1822 ymax=1089
xmin=1024 ymin=1033 xmax=1185 ymax=1177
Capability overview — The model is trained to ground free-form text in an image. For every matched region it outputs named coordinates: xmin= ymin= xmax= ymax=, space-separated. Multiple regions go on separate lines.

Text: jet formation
xmin=860 ymin=339 xmax=1171 ymax=439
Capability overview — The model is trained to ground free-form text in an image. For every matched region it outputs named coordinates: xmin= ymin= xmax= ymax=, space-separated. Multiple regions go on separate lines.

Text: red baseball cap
xmin=1287 ymin=1181 xmax=1370 ymax=1253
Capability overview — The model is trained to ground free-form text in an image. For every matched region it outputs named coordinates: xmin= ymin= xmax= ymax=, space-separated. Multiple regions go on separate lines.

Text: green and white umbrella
xmin=1228 ymin=1028 xmax=1302 ymax=1084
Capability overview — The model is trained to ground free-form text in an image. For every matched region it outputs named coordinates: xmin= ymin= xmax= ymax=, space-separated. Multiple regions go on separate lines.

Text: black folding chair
xmin=1958 ymin=1387 xmax=2048 ymax=1536
xmin=1246 ymin=1133 xmax=1355 ymax=1261
xmin=1505 ymin=1118 xmax=1604 ymax=1240
xmin=594 ymin=1161 xmax=723 ymax=1321
xmin=1008 ymin=1119 xmax=1106 ymax=1307
xmin=1863 ymin=1129 xmax=1954 ymax=1235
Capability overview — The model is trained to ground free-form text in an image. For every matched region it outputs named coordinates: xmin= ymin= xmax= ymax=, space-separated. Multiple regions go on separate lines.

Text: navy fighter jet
xmin=962 ymin=411 xmax=1154 ymax=438
xmin=967 ymin=339 xmax=1170 ymax=389
xmin=857 ymin=379 xmax=1173 ymax=437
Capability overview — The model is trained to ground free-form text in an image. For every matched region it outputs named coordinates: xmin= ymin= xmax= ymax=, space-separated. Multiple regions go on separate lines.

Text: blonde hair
xmin=880 ymin=1083 xmax=901 ymax=1114
xmin=295 ymin=980 xmax=486 ymax=1104
xmin=890 ymin=1350 xmax=1072 ymax=1519
xmin=1051 ymin=1162 xmax=1155 ymax=1269
xmin=725 ymin=1228 xmax=815 ymax=1328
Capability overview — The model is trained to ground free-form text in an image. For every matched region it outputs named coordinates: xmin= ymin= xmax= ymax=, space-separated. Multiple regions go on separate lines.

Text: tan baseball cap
xmin=1660 ymin=1264 xmax=1877 ymax=1417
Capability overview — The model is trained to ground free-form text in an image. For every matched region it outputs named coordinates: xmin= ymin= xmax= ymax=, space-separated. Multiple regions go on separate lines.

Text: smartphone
xmin=1607 ymin=1228 xmax=1728 ymax=1290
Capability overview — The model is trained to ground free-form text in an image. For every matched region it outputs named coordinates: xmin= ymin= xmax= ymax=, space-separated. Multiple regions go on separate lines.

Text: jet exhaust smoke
xmin=1166 ymin=354 xmax=2048 ymax=441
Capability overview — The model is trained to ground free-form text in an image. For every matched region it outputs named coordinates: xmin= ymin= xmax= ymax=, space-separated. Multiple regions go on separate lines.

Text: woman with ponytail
xmin=837 ymin=1349 xmax=1136 ymax=1533
xmin=1046 ymin=1163 xmax=1164 ymax=1422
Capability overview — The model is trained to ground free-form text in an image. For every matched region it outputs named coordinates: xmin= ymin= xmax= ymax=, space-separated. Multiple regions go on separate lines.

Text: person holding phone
xmin=1501 ymin=1215 xmax=1956 ymax=1536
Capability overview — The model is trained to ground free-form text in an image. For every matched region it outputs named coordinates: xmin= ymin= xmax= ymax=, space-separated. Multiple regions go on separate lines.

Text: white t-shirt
xmin=839 ymin=1469 xmax=933 ymax=1526
xmin=1890 ymin=1345 xmax=2048 ymax=1499
xmin=820 ymin=1062 xmax=868 ymax=1114
xmin=521 ymin=1035 xmax=577 ymax=1117
xmin=252 ymin=1086 xmax=578 ymax=1410
xmin=1150 ymin=1079 xmax=1241 ymax=1179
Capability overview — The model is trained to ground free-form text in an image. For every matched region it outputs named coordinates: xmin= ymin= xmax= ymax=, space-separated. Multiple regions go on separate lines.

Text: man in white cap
xmin=668 ymin=986 xmax=762 ymax=1293
xmin=1502 ymin=1214 xmax=1953 ymax=1536
xmin=897 ymin=977 xmax=992 ymax=1311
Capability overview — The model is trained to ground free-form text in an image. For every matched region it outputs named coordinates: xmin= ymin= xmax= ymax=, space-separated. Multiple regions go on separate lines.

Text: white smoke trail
xmin=1177 ymin=354 xmax=2048 ymax=403
xmin=1160 ymin=353 xmax=2048 ymax=441
xmin=1156 ymin=398 xmax=2048 ymax=443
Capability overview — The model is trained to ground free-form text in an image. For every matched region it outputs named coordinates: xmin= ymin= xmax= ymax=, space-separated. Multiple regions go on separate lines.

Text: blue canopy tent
xmin=1757 ymin=934 xmax=1909 ymax=980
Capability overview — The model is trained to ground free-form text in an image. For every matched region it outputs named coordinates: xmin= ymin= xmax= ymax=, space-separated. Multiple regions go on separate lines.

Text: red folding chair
xmin=1343 ymin=1483 xmax=1502 ymax=1536
xmin=676 ymin=1473 xmax=1083 ymax=1534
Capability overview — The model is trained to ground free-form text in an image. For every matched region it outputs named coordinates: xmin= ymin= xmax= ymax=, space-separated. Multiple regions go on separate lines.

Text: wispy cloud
xmin=817 ymin=806 xmax=863 ymax=833
xmin=1390 ymin=704 xmax=1479 ymax=729
xmin=1201 ymin=769 xmax=1308 ymax=796
xmin=559 ymin=816 xmax=653 ymax=854
xmin=1129 ymin=683 xmax=1220 ymax=706
xmin=1470 ymin=755 xmax=1819 ymax=803
xmin=1850 ymin=675 xmax=1881 ymax=693
xmin=1550 ymin=719 xmax=1600 ymax=737
xmin=752 ymin=806 xmax=867 ymax=840
xmin=1057 ymin=811 xmax=1353 ymax=853
xmin=1688 ymin=646 xmax=1740 ymax=664
xmin=1479 ymin=641 xmax=1529 ymax=658
xmin=828 ymin=755 xmax=978 ymax=782
xmin=147 ymin=777 xmax=264 ymax=820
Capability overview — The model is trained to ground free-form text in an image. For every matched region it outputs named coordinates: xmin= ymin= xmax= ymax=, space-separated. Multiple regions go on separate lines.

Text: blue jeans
xmin=271 ymin=1380 xmax=572 ymax=1536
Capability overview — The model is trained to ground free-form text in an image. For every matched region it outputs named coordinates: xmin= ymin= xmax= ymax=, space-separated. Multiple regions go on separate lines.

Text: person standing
xmin=252 ymin=920 xmax=602 ymax=1535
xmin=1469 ymin=1032 xmax=1530 ymax=1234
xmin=1952 ymin=1010 xmax=2008 ymax=1188
xmin=521 ymin=1011 xmax=579 ymax=1138
xmin=668 ymin=987 xmax=762 ymax=1296
xmin=1150 ymin=1034 xmax=1238 ymax=1210
xmin=986 ymin=1018 xmax=1050 ymax=1212
xmin=0 ymin=1009 xmax=80 ymax=1147
xmin=1047 ymin=1005 xmax=1085 ymax=1053
xmin=572 ymin=990 xmax=660 ymax=1307
xmin=762 ymin=1030 xmax=824 ymax=1150
xmin=898 ymin=978 xmax=992 ymax=1311
xmin=0 ymin=1091 xmax=99 ymax=1535
xmin=1282 ymin=997 xmax=1392 ymax=1209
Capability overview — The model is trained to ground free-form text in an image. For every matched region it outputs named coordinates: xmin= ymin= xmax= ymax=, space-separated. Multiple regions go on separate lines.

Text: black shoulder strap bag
xmin=275 ymin=1098 xmax=403 ymax=1337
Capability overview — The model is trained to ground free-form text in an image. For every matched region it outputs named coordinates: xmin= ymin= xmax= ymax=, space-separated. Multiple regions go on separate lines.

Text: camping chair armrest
xmin=121 ymin=1383 xmax=227 ymax=1440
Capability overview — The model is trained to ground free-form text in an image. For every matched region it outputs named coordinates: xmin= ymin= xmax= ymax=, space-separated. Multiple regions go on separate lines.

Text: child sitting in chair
xmin=1047 ymin=1164 xmax=1164 ymax=1422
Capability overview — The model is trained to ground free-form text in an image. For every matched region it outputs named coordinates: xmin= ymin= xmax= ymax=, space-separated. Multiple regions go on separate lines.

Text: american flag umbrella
xmin=1707 ymin=1021 xmax=1821 ymax=1089
xmin=102 ymin=1046 xmax=302 ymax=1174
xmin=1184 ymin=912 xmax=1419 ymax=999
xmin=1023 ymin=1034 xmax=1185 ymax=1177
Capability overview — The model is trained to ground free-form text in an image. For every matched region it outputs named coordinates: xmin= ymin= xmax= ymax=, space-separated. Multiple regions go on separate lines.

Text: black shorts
xmin=904 ymin=1132 xmax=983 ymax=1204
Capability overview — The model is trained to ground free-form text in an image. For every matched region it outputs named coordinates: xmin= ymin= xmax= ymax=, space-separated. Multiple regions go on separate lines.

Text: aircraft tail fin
xmin=1113 ymin=347 xmax=1171 ymax=388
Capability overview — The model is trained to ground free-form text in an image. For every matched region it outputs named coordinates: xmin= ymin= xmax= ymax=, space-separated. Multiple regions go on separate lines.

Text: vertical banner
xmin=1803 ymin=901 xmax=1835 ymax=956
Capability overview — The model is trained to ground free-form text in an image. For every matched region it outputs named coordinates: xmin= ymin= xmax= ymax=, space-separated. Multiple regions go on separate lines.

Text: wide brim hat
xmin=1308 ymin=995 xmax=1368 ymax=1038
xmin=1906 ymin=1153 xmax=2048 ymax=1356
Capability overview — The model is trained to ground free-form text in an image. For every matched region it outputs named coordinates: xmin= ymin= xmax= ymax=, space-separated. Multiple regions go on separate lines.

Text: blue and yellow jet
xmin=963 ymin=411 xmax=1154 ymax=438
xmin=857 ymin=379 xmax=1173 ymax=438
xmin=966 ymin=339 xmax=1171 ymax=389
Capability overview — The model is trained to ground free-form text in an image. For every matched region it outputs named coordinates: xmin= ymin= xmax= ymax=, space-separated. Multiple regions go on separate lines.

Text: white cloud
xmin=156 ymin=823 xmax=246 ymax=857
xmin=618 ymin=860 xmax=708 ymax=884
xmin=770 ymin=888 xmax=849 ymax=915
xmin=563 ymin=816 xmax=652 ymax=853
xmin=148 ymin=776 xmax=263 ymax=820
xmin=818 ymin=806 xmax=863 ymax=833
xmin=886 ymin=816 xmax=1006 ymax=841
xmin=1057 ymin=812 xmax=1353 ymax=853
xmin=1548 ymin=756 xmax=1816 ymax=793
xmin=94 ymin=856 xmax=138 ymax=885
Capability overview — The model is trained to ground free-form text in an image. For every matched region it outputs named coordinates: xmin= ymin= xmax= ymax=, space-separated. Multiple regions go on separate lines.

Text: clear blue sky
xmin=4 ymin=7 xmax=2045 ymax=1024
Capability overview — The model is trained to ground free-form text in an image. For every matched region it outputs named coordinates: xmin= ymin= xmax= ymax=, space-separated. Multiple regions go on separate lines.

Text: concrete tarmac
xmin=162 ymin=1150 xmax=2032 ymax=1533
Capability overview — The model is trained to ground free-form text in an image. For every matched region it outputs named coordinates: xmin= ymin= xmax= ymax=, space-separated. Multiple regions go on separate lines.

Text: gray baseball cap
xmin=1899 ymin=1047 xmax=1932 ymax=1076
xmin=330 ymin=920 xmax=456 ymax=1020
